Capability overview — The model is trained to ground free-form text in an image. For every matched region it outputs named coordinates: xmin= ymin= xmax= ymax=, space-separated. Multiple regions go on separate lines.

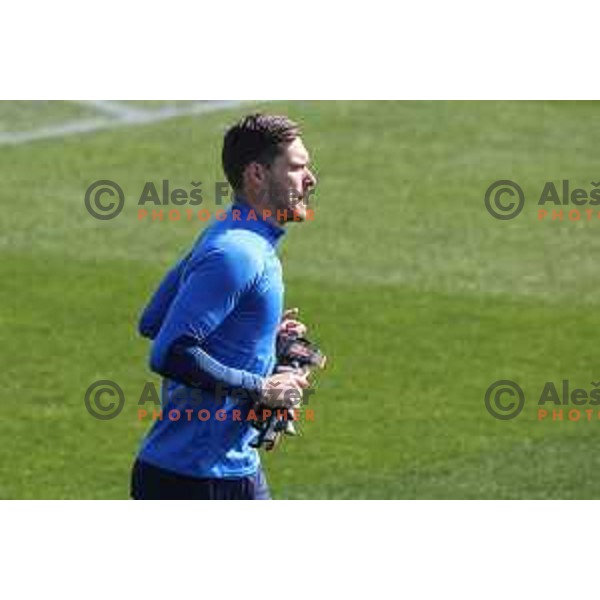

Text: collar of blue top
xmin=231 ymin=196 xmax=287 ymax=247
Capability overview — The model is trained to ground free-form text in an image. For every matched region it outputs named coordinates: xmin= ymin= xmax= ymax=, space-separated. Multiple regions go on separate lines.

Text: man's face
xmin=264 ymin=137 xmax=317 ymax=223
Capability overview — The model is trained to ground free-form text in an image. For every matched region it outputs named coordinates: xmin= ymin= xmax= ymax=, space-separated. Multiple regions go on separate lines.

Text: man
xmin=131 ymin=113 xmax=318 ymax=500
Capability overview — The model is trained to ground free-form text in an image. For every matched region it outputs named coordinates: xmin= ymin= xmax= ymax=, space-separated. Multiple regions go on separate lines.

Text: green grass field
xmin=2 ymin=100 xmax=600 ymax=499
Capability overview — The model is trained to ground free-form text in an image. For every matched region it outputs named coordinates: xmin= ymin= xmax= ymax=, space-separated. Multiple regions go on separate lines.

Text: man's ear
xmin=245 ymin=162 xmax=268 ymax=187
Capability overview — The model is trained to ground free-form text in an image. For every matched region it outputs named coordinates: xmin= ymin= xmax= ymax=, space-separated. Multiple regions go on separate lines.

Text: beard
xmin=266 ymin=179 xmax=307 ymax=222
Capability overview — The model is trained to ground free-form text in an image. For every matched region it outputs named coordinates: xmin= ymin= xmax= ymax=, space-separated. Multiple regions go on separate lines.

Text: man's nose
xmin=305 ymin=169 xmax=317 ymax=188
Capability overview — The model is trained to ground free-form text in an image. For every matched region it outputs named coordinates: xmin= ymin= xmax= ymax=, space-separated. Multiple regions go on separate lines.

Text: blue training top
xmin=136 ymin=199 xmax=286 ymax=478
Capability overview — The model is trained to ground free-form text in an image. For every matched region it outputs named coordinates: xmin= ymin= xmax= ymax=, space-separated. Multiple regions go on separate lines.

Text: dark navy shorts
xmin=130 ymin=459 xmax=271 ymax=500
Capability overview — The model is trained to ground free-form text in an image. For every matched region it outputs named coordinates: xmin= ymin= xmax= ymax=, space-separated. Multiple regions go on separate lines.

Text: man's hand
xmin=260 ymin=371 xmax=310 ymax=408
xmin=279 ymin=307 xmax=307 ymax=338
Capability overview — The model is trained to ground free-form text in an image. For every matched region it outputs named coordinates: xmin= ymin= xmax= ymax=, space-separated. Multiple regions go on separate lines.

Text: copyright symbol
xmin=84 ymin=180 xmax=125 ymax=220
xmin=84 ymin=380 xmax=125 ymax=420
xmin=484 ymin=380 xmax=525 ymax=420
xmin=484 ymin=180 xmax=525 ymax=220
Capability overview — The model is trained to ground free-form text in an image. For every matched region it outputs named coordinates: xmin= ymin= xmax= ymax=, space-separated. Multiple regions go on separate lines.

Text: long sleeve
xmin=160 ymin=335 xmax=264 ymax=392
xmin=149 ymin=242 xmax=266 ymax=393
xmin=138 ymin=257 xmax=187 ymax=340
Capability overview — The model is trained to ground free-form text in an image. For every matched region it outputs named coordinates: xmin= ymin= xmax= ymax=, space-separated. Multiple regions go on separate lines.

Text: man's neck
xmin=234 ymin=193 xmax=287 ymax=228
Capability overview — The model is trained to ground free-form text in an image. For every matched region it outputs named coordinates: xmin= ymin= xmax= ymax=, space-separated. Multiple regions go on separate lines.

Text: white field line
xmin=71 ymin=100 xmax=152 ymax=120
xmin=0 ymin=100 xmax=247 ymax=146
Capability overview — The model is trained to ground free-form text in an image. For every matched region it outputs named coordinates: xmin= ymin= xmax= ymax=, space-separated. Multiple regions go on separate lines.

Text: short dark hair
xmin=222 ymin=113 xmax=301 ymax=192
